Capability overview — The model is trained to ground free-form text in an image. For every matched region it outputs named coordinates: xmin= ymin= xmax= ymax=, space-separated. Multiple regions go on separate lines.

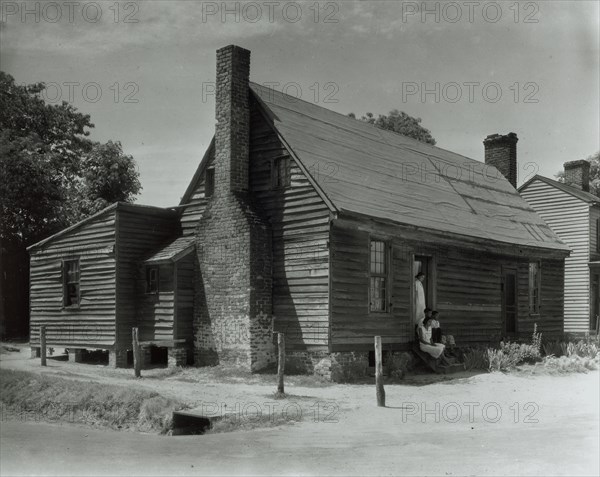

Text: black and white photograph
xmin=0 ymin=1 xmax=599 ymax=475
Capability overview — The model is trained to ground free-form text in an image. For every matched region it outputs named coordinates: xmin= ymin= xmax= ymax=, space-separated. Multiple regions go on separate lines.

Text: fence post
xmin=40 ymin=325 xmax=47 ymax=367
xmin=276 ymin=332 xmax=285 ymax=396
xmin=132 ymin=327 xmax=141 ymax=378
xmin=375 ymin=336 xmax=385 ymax=407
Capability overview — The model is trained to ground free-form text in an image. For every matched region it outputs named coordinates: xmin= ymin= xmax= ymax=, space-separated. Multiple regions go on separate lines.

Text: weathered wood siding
xmin=249 ymin=104 xmax=331 ymax=349
xmin=137 ymin=263 xmax=175 ymax=342
xmin=116 ymin=208 xmax=180 ymax=350
xmin=330 ymin=216 xmax=564 ymax=349
xmin=175 ymin=253 xmax=195 ymax=341
xmin=520 ymin=179 xmax=590 ymax=332
xmin=180 ymin=147 xmax=214 ymax=236
xmin=29 ymin=210 xmax=117 ymax=348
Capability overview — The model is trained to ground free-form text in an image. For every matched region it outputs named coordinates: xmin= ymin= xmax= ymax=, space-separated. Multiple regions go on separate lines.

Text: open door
xmin=502 ymin=266 xmax=518 ymax=335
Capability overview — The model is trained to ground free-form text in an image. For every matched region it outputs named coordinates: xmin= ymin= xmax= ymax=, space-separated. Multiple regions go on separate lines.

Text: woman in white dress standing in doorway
xmin=414 ymin=272 xmax=426 ymax=326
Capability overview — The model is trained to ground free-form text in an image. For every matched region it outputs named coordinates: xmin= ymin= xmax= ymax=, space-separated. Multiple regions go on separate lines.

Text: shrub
xmin=487 ymin=324 xmax=543 ymax=372
xmin=329 ymin=352 xmax=368 ymax=383
xmin=461 ymin=347 xmax=489 ymax=370
xmin=535 ymin=354 xmax=599 ymax=374
xmin=388 ymin=352 xmax=413 ymax=378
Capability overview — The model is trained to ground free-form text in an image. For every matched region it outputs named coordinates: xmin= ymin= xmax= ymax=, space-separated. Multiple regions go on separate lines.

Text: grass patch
xmin=0 ymin=369 xmax=187 ymax=433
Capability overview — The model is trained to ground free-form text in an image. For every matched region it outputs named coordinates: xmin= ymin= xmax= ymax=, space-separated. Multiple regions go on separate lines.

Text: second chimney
xmin=564 ymin=160 xmax=591 ymax=192
xmin=483 ymin=132 xmax=518 ymax=188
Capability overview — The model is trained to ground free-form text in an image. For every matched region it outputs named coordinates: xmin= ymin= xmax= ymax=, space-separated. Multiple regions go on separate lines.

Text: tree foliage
xmin=0 ymin=72 xmax=141 ymax=246
xmin=348 ymin=109 xmax=436 ymax=145
xmin=555 ymin=151 xmax=600 ymax=196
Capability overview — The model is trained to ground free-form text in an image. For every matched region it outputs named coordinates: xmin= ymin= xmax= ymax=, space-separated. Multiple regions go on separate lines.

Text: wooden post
xmin=375 ymin=336 xmax=385 ymax=407
xmin=132 ymin=327 xmax=141 ymax=378
xmin=40 ymin=326 xmax=47 ymax=367
xmin=276 ymin=333 xmax=285 ymax=396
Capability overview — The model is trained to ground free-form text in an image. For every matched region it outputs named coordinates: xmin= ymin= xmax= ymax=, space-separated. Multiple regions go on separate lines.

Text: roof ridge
xmin=249 ymin=81 xmax=479 ymax=164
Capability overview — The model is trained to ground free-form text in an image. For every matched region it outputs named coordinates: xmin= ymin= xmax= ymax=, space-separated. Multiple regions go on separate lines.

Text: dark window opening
xmin=272 ymin=156 xmax=291 ymax=189
xmin=146 ymin=266 xmax=159 ymax=293
xmin=63 ymin=259 xmax=80 ymax=307
xmin=205 ymin=168 xmax=215 ymax=198
xmin=529 ymin=261 xmax=541 ymax=314
xmin=370 ymin=239 xmax=389 ymax=312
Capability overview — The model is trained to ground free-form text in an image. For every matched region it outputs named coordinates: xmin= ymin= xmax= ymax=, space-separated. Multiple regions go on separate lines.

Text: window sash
xmin=146 ymin=266 xmax=159 ymax=293
xmin=529 ymin=262 xmax=541 ymax=313
xmin=369 ymin=240 xmax=389 ymax=312
xmin=63 ymin=259 xmax=80 ymax=307
xmin=205 ymin=168 xmax=215 ymax=198
xmin=272 ymin=157 xmax=290 ymax=188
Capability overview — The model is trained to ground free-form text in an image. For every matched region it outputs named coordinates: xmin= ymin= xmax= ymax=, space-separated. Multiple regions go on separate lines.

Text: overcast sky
xmin=1 ymin=0 xmax=598 ymax=206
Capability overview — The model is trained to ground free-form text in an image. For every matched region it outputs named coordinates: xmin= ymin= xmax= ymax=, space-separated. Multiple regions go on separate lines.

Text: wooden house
xmin=28 ymin=45 xmax=570 ymax=376
xmin=519 ymin=161 xmax=600 ymax=334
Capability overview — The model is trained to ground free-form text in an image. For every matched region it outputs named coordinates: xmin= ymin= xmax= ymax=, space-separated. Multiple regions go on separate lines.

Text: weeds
xmin=0 ymin=369 xmax=186 ymax=433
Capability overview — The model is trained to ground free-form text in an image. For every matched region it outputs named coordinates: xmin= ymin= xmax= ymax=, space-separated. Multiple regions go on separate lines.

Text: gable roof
xmin=519 ymin=174 xmax=600 ymax=204
xmin=27 ymin=202 xmax=178 ymax=252
xmin=249 ymin=83 xmax=569 ymax=253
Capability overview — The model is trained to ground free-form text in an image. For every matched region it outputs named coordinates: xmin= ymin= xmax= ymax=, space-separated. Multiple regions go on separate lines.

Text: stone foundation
xmin=168 ymin=347 xmax=189 ymax=367
xmin=108 ymin=349 xmax=128 ymax=368
xmin=67 ymin=348 xmax=84 ymax=363
xmin=284 ymin=350 xmax=414 ymax=382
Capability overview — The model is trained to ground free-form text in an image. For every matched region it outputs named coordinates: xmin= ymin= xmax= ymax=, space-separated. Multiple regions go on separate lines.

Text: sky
xmin=1 ymin=0 xmax=599 ymax=207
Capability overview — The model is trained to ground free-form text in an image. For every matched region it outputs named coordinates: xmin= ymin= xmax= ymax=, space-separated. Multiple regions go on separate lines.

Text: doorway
xmin=502 ymin=266 xmax=518 ymax=334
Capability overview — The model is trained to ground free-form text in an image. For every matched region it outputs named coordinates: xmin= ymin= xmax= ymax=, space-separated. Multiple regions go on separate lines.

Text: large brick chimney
xmin=194 ymin=45 xmax=275 ymax=371
xmin=483 ymin=132 xmax=518 ymax=188
xmin=564 ymin=160 xmax=591 ymax=191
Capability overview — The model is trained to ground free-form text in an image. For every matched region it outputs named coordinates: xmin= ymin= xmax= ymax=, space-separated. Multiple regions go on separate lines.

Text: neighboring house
xmin=28 ymin=45 xmax=570 ymax=377
xmin=519 ymin=161 xmax=600 ymax=334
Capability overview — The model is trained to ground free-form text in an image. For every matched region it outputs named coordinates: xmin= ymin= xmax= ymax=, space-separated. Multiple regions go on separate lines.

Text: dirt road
xmin=2 ymin=373 xmax=599 ymax=476
xmin=1 ymin=347 xmax=599 ymax=476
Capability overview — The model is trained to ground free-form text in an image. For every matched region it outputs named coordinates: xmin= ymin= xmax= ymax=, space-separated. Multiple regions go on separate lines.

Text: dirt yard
xmin=1 ymin=344 xmax=598 ymax=476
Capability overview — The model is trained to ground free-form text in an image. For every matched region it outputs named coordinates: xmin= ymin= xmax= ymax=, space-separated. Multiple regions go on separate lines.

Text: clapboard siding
xmin=115 ymin=208 xmax=180 ymax=350
xmin=180 ymin=145 xmax=213 ymax=236
xmin=175 ymin=253 xmax=195 ymax=341
xmin=29 ymin=210 xmax=117 ymax=348
xmin=520 ymin=179 xmax=590 ymax=332
xmin=137 ymin=263 xmax=175 ymax=342
xmin=249 ymin=103 xmax=331 ymax=348
xmin=330 ymin=215 xmax=565 ymax=349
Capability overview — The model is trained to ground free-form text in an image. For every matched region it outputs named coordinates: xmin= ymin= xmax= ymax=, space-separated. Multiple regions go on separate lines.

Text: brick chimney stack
xmin=483 ymin=132 xmax=518 ymax=188
xmin=215 ymin=45 xmax=251 ymax=196
xmin=194 ymin=45 xmax=274 ymax=373
xmin=564 ymin=160 xmax=591 ymax=192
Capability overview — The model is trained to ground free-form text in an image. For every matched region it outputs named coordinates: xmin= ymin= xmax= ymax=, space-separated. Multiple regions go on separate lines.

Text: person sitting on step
xmin=418 ymin=316 xmax=452 ymax=366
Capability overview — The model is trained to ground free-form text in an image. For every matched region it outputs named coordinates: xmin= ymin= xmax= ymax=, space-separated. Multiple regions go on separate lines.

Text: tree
xmin=0 ymin=71 xmax=141 ymax=246
xmin=555 ymin=151 xmax=600 ymax=196
xmin=348 ymin=110 xmax=436 ymax=145
xmin=0 ymin=72 xmax=141 ymax=338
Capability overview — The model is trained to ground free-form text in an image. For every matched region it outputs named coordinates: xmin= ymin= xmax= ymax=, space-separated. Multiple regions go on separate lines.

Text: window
xmin=528 ymin=261 xmax=541 ymax=314
xmin=63 ymin=259 xmax=80 ymax=307
xmin=146 ymin=266 xmax=159 ymax=293
xmin=271 ymin=156 xmax=291 ymax=189
xmin=370 ymin=239 xmax=389 ymax=312
xmin=205 ymin=168 xmax=215 ymax=198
